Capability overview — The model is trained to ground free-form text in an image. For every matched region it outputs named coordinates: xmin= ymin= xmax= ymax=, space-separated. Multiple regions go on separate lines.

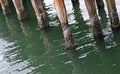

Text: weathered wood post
xmin=31 ymin=0 xmax=49 ymax=29
xmin=12 ymin=0 xmax=26 ymax=21
xmin=96 ymin=0 xmax=104 ymax=9
xmin=105 ymin=0 xmax=120 ymax=29
xmin=71 ymin=0 xmax=79 ymax=4
xmin=0 ymin=0 xmax=11 ymax=15
xmin=85 ymin=0 xmax=103 ymax=38
xmin=54 ymin=0 xmax=76 ymax=49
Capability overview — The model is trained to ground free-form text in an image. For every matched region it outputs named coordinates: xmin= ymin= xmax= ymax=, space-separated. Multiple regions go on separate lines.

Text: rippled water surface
xmin=1 ymin=0 xmax=120 ymax=74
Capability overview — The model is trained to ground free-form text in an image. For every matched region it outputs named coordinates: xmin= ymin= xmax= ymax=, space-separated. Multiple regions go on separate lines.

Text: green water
xmin=0 ymin=0 xmax=120 ymax=74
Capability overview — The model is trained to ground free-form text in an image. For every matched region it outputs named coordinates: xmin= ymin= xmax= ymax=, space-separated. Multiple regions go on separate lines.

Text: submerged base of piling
xmin=91 ymin=15 xmax=104 ymax=39
xmin=109 ymin=9 xmax=120 ymax=29
xmin=17 ymin=10 xmax=27 ymax=21
xmin=2 ymin=4 xmax=11 ymax=15
xmin=37 ymin=13 xmax=49 ymax=29
xmin=62 ymin=23 xmax=76 ymax=49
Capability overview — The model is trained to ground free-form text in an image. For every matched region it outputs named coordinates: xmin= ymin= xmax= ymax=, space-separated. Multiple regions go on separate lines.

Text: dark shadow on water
xmin=95 ymin=38 xmax=106 ymax=50
xmin=112 ymin=30 xmax=120 ymax=45
xmin=1 ymin=15 xmax=70 ymax=73
xmin=71 ymin=0 xmax=90 ymax=48
xmin=66 ymin=33 xmax=120 ymax=74
xmin=72 ymin=1 xmax=86 ymax=27
xmin=19 ymin=21 xmax=33 ymax=38
xmin=5 ymin=15 xmax=23 ymax=36
xmin=40 ymin=29 xmax=55 ymax=54
xmin=98 ymin=8 xmax=108 ymax=29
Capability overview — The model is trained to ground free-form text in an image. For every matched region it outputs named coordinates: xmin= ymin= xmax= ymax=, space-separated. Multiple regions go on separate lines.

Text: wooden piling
xmin=54 ymin=0 xmax=76 ymax=49
xmin=105 ymin=0 xmax=120 ymax=29
xmin=31 ymin=0 xmax=49 ymax=29
xmin=96 ymin=0 xmax=104 ymax=9
xmin=85 ymin=0 xmax=103 ymax=38
xmin=0 ymin=0 xmax=11 ymax=15
xmin=12 ymin=0 xmax=26 ymax=21
xmin=71 ymin=0 xmax=79 ymax=4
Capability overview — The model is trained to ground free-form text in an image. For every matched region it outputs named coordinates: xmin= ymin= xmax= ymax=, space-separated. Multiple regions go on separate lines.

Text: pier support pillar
xmin=85 ymin=0 xmax=103 ymax=38
xmin=54 ymin=0 xmax=75 ymax=49
xmin=0 ymin=0 xmax=11 ymax=15
xmin=12 ymin=0 xmax=26 ymax=21
xmin=71 ymin=0 xmax=79 ymax=4
xmin=31 ymin=0 xmax=49 ymax=29
xmin=105 ymin=0 xmax=120 ymax=29
xmin=96 ymin=0 xmax=104 ymax=9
